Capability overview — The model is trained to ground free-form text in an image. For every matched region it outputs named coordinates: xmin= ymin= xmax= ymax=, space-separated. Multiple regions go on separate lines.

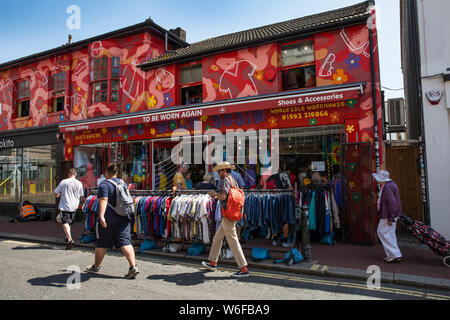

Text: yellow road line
xmin=140 ymin=255 xmax=443 ymax=299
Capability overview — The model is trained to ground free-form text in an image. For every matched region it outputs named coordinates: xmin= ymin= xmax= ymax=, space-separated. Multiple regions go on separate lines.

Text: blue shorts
xmin=95 ymin=219 xmax=131 ymax=249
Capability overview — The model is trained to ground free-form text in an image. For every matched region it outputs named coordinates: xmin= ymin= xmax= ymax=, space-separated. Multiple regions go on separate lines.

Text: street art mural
xmin=0 ymin=32 xmax=166 ymax=131
xmin=314 ymin=20 xmax=382 ymax=148
xmin=202 ymin=43 xmax=279 ymax=102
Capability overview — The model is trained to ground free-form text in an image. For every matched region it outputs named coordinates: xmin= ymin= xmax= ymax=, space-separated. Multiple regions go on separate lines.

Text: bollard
xmin=301 ymin=205 xmax=312 ymax=262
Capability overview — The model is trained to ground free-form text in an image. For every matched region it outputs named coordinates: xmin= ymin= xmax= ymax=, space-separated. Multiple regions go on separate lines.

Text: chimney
xmin=169 ymin=27 xmax=186 ymax=42
xmin=68 ymin=34 xmax=73 ymax=44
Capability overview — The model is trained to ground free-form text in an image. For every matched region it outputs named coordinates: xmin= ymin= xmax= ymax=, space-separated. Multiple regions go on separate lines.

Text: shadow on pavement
xmin=13 ymin=245 xmax=57 ymax=251
xmin=146 ymin=270 xmax=422 ymax=300
xmin=27 ymin=269 xmax=125 ymax=288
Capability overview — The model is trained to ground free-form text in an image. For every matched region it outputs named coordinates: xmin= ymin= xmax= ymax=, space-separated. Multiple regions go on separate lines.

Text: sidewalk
xmin=1 ymin=217 xmax=449 ymax=291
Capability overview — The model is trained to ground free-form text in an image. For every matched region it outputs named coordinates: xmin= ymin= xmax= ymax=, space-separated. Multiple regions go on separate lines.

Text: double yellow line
xmin=139 ymin=254 xmax=450 ymax=300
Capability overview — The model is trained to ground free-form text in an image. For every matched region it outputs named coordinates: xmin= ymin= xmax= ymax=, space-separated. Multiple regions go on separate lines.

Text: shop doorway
xmin=341 ymin=142 xmax=377 ymax=244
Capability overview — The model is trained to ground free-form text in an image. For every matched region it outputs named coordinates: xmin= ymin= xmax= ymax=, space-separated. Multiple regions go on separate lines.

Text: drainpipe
xmin=368 ymin=26 xmax=380 ymax=171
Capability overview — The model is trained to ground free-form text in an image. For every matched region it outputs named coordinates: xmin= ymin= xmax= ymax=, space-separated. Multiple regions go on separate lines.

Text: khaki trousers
xmin=208 ymin=217 xmax=247 ymax=269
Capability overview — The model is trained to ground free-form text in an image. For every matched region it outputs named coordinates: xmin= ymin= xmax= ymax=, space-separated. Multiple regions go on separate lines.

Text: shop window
xmin=180 ymin=64 xmax=203 ymax=105
xmin=0 ymin=145 xmax=57 ymax=204
xmin=52 ymin=72 xmax=66 ymax=113
xmin=90 ymin=56 xmax=120 ymax=105
xmin=281 ymin=40 xmax=316 ymax=91
xmin=15 ymin=79 xmax=30 ymax=118
xmin=278 ymin=125 xmax=344 ymax=187
xmin=74 ymin=140 xmax=151 ymax=191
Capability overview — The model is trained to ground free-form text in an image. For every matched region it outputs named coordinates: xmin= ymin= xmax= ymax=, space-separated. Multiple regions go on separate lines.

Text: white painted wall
xmin=417 ymin=0 xmax=450 ymax=238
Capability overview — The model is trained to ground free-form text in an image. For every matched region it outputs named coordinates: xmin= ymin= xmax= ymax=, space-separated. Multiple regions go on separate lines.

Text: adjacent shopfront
xmin=0 ymin=125 xmax=62 ymax=207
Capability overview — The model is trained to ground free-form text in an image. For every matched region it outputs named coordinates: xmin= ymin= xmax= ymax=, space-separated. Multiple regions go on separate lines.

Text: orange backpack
xmin=222 ymin=177 xmax=245 ymax=221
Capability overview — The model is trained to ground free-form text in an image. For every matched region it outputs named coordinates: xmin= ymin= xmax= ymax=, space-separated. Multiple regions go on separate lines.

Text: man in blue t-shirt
xmin=86 ymin=162 xmax=139 ymax=279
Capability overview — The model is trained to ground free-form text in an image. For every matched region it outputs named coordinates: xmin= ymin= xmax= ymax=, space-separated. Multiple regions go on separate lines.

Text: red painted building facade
xmin=0 ymin=1 xmax=381 ymax=243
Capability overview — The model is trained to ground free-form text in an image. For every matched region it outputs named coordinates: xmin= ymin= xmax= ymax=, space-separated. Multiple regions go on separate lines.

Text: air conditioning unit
xmin=386 ymin=98 xmax=406 ymax=133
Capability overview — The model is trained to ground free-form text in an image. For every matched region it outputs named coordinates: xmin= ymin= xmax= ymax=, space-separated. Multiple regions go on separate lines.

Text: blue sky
xmin=0 ymin=0 xmax=403 ymax=99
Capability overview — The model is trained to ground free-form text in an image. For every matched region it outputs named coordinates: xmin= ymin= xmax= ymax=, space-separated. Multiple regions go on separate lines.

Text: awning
xmin=59 ymin=82 xmax=364 ymax=133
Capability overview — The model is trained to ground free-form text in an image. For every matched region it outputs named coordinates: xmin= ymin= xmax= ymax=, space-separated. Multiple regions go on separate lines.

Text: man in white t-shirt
xmin=54 ymin=168 xmax=84 ymax=250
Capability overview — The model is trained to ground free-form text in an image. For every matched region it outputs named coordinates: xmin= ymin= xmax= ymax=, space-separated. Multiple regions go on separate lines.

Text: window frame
xmin=15 ymin=78 xmax=31 ymax=119
xmin=89 ymin=56 xmax=121 ymax=106
xmin=280 ymin=39 xmax=316 ymax=92
xmin=178 ymin=62 xmax=203 ymax=106
xmin=50 ymin=71 xmax=66 ymax=113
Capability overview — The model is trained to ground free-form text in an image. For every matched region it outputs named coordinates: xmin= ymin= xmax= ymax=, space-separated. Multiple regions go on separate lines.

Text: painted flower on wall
xmin=125 ymin=103 xmax=132 ymax=112
xmin=73 ymin=105 xmax=80 ymax=116
xmin=148 ymin=95 xmax=157 ymax=109
xmin=352 ymin=192 xmax=361 ymax=202
xmin=330 ymin=111 xmax=340 ymax=122
xmin=59 ymin=113 xmax=65 ymax=121
xmin=332 ymin=69 xmax=348 ymax=85
xmin=163 ymin=93 xmax=173 ymax=107
xmin=309 ymin=118 xmax=318 ymax=126
xmin=345 ymin=53 xmax=361 ymax=70
xmin=200 ymin=116 xmax=208 ymax=122
xmin=346 ymin=124 xmax=355 ymax=134
xmin=123 ymin=133 xmax=129 ymax=140
xmin=169 ymin=120 xmax=177 ymax=130
xmin=255 ymin=71 xmax=264 ymax=81
xmin=348 ymin=163 xmax=358 ymax=173
xmin=101 ymin=128 xmax=108 ymax=135
xmin=268 ymin=116 xmax=277 ymax=128
xmin=346 ymin=99 xmax=358 ymax=108
xmin=150 ymin=128 xmax=156 ymax=136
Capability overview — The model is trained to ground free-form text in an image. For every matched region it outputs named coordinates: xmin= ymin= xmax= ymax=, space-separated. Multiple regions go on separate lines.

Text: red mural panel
xmin=144 ymin=65 xmax=177 ymax=111
xmin=202 ymin=43 xmax=279 ymax=102
xmin=0 ymin=31 xmax=166 ymax=131
xmin=314 ymin=21 xmax=382 ymax=159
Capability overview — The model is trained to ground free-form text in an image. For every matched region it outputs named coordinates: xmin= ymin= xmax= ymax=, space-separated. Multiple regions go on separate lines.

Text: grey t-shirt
xmin=54 ymin=178 xmax=84 ymax=212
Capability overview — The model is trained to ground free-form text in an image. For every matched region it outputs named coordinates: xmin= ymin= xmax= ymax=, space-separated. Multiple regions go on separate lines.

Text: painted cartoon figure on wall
xmin=203 ymin=43 xmax=278 ymax=102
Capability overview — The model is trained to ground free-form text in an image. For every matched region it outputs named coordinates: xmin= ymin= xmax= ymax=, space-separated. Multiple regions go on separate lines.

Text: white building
xmin=401 ymin=0 xmax=450 ymax=238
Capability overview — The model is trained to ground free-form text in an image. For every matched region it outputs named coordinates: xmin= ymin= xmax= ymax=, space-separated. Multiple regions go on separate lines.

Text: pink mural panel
xmin=202 ymin=43 xmax=279 ymax=102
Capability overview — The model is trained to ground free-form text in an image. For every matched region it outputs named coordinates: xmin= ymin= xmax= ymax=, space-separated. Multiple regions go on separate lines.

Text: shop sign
xmin=60 ymin=87 xmax=361 ymax=133
xmin=0 ymin=138 xmax=15 ymax=149
xmin=311 ymin=161 xmax=326 ymax=172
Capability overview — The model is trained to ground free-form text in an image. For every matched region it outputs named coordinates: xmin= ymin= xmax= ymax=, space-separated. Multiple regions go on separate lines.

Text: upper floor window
xmin=179 ymin=64 xmax=202 ymax=105
xmin=281 ymin=39 xmax=316 ymax=91
xmin=16 ymin=79 xmax=30 ymax=118
xmin=90 ymin=56 xmax=120 ymax=104
xmin=52 ymin=72 xmax=66 ymax=113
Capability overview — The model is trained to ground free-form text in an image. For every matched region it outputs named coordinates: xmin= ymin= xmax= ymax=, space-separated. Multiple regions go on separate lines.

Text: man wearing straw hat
xmin=201 ymin=162 xmax=249 ymax=277
xmin=373 ymin=169 xmax=403 ymax=263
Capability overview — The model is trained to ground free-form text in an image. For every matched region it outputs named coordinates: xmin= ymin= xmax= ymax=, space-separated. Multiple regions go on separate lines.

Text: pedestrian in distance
xmin=86 ymin=162 xmax=140 ymax=279
xmin=54 ymin=168 xmax=84 ymax=250
xmin=373 ymin=169 xmax=403 ymax=263
xmin=202 ymin=162 xmax=249 ymax=278
xmin=172 ymin=163 xmax=189 ymax=192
